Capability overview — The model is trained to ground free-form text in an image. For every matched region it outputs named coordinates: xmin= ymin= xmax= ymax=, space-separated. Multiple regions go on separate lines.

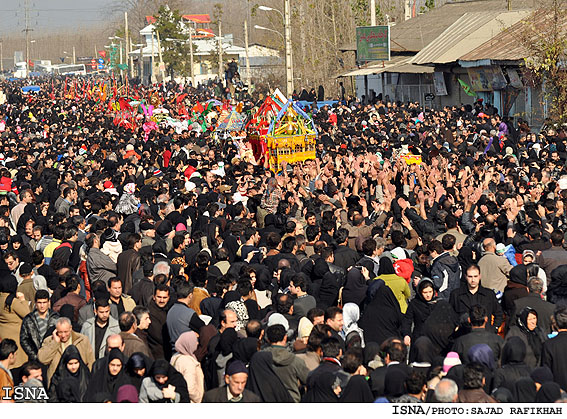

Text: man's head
xmin=554 ymin=306 xmax=567 ymax=331
xmin=527 ymin=276 xmax=544 ymax=294
xmin=175 ymin=281 xmax=194 ymax=305
xmin=482 ymin=238 xmax=496 ymax=253
xmin=95 ymin=299 xmax=111 ymax=324
xmin=220 ymin=309 xmax=237 ymax=332
xmin=435 ymin=378 xmax=458 ymax=403
xmin=118 ymin=311 xmax=137 ymax=333
xmin=468 ymin=304 xmax=488 ymax=328
xmin=383 ymin=339 xmax=407 ymax=365
xmin=34 ymin=289 xmax=50 ymax=315
xmin=325 ymin=306 xmax=344 ymax=332
xmin=108 ymin=277 xmax=123 ymax=299
xmin=224 ymin=360 xmax=249 ymax=399
xmin=4 ymin=251 xmax=19 ymax=272
xmin=20 ymin=360 xmax=43 ymax=383
xmin=320 ymin=336 xmax=342 ymax=359
xmin=56 ymin=317 xmax=72 ymax=343
xmin=289 ymin=274 xmax=307 ymax=296
xmin=153 ymin=283 xmax=171 ymax=308
xmin=466 ymin=264 xmax=481 ymax=290
xmin=133 ymin=306 xmax=151 ymax=330
xmin=266 ymin=324 xmax=287 ymax=345
xmin=463 ymin=363 xmax=485 ymax=390
xmin=307 ymin=307 xmax=325 ymax=325
xmin=106 ymin=334 xmax=125 ymax=354
xmin=0 ymin=338 xmax=18 ymax=367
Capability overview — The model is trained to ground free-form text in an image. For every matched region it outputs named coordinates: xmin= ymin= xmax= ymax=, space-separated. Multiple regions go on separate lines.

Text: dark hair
xmin=321 ymin=246 xmax=334 ymax=261
xmin=20 ymin=360 xmax=43 ymax=378
xmin=385 ymin=340 xmax=407 ymax=363
xmin=342 ymin=350 xmax=363 ymax=374
xmin=290 ymin=274 xmax=306 ymax=292
xmin=307 ymin=307 xmax=325 ymax=323
xmin=133 ymin=306 xmax=150 ymax=325
xmin=172 ymin=234 xmax=185 ymax=250
xmin=445 ymin=215 xmax=458 ymax=229
xmin=321 ymin=337 xmax=342 ymax=358
xmin=307 ymin=324 xmax=331 ymax=352
xmin=428 ymin=240 xmax=443 ymax=255
xmin=237 ymin=280 xmax=253 ymax=297
xmin=362 ymin=238 xmax=377 ymax=256
xmin=108 ymin=277 xmax=122 ymax=287
xmin=118 ymin=311 xmax=137 ymax=332
xmin=281 ymin=236 xmax=297 ymax=253
xmin=95 ymin=298 xmax=110 ymax=310
xmin=305 ymin=225 xmax=320 ymax=242
xmin=441 ymin=234 xmax=456 ymax=251
xmin=551 ymin=230 xmax=564 ymax=246
xmin=0 ymin=338 xmax=17 ymax=360
xmin=126 ymin=233 xmax=142 ymax=249
xmin=554 ymin=306 xmax=567 ymax=330
xmin=325 ymin=306 xmax=342 ymax=322
xmin=65 ymin=275 xmax=80 ymax=293
xmin=175 ymin=281 xmax=194 ymax=299
xmin=154 ymin=283 xmax=170 ymax=295
xmin=276 ymin=293 xmax=293 ymax=314
xmin=32 ymin=250 xmax=44 ymax=266
xmin=334 ymin=228 xmax=349 ymax=245
xmin=35 ymin=289 xmax=50 ymax=301
xmin=405 ymin=370 xmax=427 ymax=395
xmin=469 ymin=304 xmax=487 ymax=327
xmin=463 ymin=363 xmax=485 ymax=390
xmin=266 ymin=324 xmax=287 ymax=343
xmin=466 ymin=264 xmax=481 ymax=275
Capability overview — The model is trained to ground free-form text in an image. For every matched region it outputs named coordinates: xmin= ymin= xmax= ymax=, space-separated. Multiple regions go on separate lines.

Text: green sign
xmin=356 ymin=26 xmax=390 ymax=63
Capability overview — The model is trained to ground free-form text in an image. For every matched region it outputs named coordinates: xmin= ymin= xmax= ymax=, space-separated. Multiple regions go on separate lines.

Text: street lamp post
xmin=258 ymin=2 xmax=293 ymax=97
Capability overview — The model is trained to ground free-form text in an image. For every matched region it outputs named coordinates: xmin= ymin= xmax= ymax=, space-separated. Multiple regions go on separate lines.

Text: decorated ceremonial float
xmin=263 ymin=99 xmax=317 ymax=171
xmin=213 ymin=104 xmax=248 ymax=141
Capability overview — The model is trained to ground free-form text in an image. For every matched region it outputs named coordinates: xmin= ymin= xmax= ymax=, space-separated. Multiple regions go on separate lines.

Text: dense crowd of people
xmin=0 ymin=76 xmax=567 ymax=404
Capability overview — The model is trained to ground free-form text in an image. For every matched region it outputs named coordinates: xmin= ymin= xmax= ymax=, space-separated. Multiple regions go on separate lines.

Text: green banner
xmin=458 ymin=78 xmax=477 ymax=97
xmin=356 ymin=26 xmax=390 ymax=62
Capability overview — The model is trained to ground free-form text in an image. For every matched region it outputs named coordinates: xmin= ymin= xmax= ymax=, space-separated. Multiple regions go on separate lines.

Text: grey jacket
xmin=86 ymin=247 xmax=117 ymax=285
xmin=139 ymin=377 xmax=180 ymax=403
xmin=80 ymin=315 xmax=120 ymax=359
xmin=263 ymin=346 xmax=308 ymax=403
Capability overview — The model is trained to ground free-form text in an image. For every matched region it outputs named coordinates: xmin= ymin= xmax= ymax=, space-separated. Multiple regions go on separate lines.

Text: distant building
xmin=131 ymin=14 xmax=282 ymax=85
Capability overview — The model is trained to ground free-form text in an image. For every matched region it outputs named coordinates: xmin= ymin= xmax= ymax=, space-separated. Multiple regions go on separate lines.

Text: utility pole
xmin=24 ymin=0 xmax=32 ymax=77
xmin=371 ymin=0 xmax=376 ymax=25
xmin=151 ymin=27 xmax=155 ymax=84
xmin=119 ymin=40 xmax=123 ymax=80
xmin=244 ymin=20 xmax=251 ymax=90
xmin=284 ymin=0 xmax=294 ymax=97
xmin=73 ymin=46 xmax=76 ymax=64
xmin=188 ymin=27 xmax=195 ymax=87
xmin=155 ymin=29 xmax=166 ymax=82
xmin=218 ymin=16 xmax=223 ymax=84
xmin=0 ymin=40 xmax=3 ymax=73
xmin=125 ymin=12 xmax=133 ymax=78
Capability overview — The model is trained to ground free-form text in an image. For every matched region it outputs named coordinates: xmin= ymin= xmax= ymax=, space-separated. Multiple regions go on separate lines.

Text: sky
xmin=0 ymin=0 xmax=119 ymax=32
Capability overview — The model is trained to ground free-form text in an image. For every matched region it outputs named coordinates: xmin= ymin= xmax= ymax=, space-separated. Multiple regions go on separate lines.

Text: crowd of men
xmin=0 ymin=76 xmax=567 ymax=404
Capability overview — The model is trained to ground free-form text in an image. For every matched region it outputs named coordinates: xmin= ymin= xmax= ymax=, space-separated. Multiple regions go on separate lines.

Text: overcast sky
xmin=0 ymin=0 xmax=118 ymax=32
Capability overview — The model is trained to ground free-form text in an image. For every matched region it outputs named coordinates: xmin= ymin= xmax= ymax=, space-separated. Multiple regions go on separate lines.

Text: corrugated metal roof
xmin=338 ymin=57 xmax=433 ymax=77
xmin=410 ymin=10 xmax=529 ymax=65
xmin=459 ymin=10 xmax=558 ymax=62
xmin=389 ymin=0 xmax=535 ymax=52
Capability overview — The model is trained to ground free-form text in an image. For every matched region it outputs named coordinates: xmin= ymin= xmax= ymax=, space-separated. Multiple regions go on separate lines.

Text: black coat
xmin=449 ymin=285 xmax=504 ymax=331
xmin=359 ymin=279 xmax=403 ymax=346
xmin=333 ymin=245 xmax=359 ymax=271
xmin=369 ymin=363 xmax=412 ymax=398
xmin=541 ymin=331 xmax=567 ymax=390
xmin=452 ymin=328 xmax=504 ymax=364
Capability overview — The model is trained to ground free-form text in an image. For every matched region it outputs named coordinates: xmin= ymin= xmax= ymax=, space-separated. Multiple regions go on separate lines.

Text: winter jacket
xmin=477 ymin=252 xmax=512 ymax=293
xmin=430 ymin=252 xmax=462 ymax=300
xmin=263 ymin=345 xmax=308 ymax=402
xmin=170 ymin=353 xmax=205 ymax=403
xmin=380 ymin=273 xmax=411 ymax=314
xmin=80 ymin=316 xmax=120 ymax=359
xmin=86 ymin=247 xmax=117 ymax=285
xmin=333 ymin=245 xmax=359 ymax=271
xmin=38 ymin=330 xmax=95 ymax=385
xmin=20 ymin=309 xmax=60 ymax=360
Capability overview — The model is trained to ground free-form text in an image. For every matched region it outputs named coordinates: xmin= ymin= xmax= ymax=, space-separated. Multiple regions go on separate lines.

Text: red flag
xmin=118 ymin=97 xmax=133 ymax=112
xmin=28 ymin=59 xmax=34 ymax=68
xmin=98 ymin=50 xmax=106 ymax=58
xmin=176 ymin=93 xmax=187 ymax=105
xmin=192 ymin=102 xmax=204 ymax=114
